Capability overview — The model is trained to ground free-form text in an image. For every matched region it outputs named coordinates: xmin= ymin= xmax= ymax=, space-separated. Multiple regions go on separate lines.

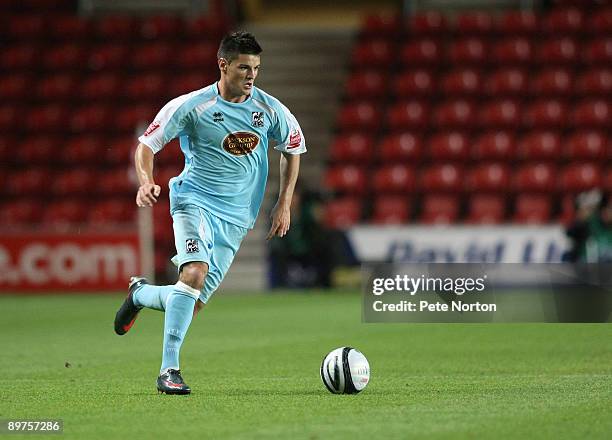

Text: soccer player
xmin=113 ymin=31 xmax=306 ymax=395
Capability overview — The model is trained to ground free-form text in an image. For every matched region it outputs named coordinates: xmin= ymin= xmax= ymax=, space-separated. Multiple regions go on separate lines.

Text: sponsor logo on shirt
xmin=287 ymin=129 xmax=302 ymax=149
xmin=143 ymin=121 xmax=160 ymax=137
xmin=222 ymin=131 xmax=260 ymax=156
xmin=251 ymin=111 xmax=264 ymax=128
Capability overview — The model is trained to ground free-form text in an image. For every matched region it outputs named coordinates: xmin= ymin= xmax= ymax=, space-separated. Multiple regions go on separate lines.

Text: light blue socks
xmin=132 ymin=284 xmax=174 ymax=311
xmin=160 ymin=289 xmax=197 ymax=372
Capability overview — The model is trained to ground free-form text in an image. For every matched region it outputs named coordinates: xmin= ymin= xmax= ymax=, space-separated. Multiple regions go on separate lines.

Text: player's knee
xmin=179 ymin=262 xmax=208 ymax=291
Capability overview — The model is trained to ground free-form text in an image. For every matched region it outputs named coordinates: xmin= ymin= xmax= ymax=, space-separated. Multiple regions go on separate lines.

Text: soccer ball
xmin=320 ymin=347 xmax=370 ymax=394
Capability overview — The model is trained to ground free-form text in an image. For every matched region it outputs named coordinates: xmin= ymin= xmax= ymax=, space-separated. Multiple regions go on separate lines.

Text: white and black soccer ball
xmin=320 ymin=347 xmax=370 ymax=394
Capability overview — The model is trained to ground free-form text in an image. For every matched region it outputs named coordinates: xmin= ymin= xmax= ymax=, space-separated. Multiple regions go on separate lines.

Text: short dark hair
xmin=217 ymin=31 xmax=262 ymax=62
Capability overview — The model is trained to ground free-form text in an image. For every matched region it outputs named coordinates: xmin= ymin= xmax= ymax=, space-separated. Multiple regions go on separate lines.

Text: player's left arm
xmin=267 ymin=152 xmax=300 ymax=240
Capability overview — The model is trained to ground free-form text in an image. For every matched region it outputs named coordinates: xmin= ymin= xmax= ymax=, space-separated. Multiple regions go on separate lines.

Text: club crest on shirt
xmin=251 ymin=111 xmax=264 ymax=128
xmin=222 ymin=131 xmax=260 ymax=156
xmin=186 ymin=239 xmax=199 ymax=254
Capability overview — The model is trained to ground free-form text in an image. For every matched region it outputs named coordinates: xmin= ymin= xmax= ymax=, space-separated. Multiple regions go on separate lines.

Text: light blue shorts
xmin=170 ymin=204 xmax=248 ymax=303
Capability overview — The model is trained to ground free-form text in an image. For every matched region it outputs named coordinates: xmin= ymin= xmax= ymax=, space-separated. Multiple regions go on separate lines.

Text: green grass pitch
xmin=1 ymin=291 xmax=611 ymax=439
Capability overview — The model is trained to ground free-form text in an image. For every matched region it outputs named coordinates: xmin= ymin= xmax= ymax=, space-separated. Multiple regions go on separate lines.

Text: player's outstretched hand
xmin=267 ymin=201 xmax=290 ymax=240
xmin=136 ymin=183 xmax=161 ymax=207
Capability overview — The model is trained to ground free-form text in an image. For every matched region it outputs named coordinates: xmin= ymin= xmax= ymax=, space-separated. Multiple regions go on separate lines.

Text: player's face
xmin=220 ymin=54 xmax=260 ymax=99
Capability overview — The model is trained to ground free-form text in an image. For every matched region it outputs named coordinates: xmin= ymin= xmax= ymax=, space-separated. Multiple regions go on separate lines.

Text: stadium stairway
xmin=219 ymin=25 xmax=353 ymax=292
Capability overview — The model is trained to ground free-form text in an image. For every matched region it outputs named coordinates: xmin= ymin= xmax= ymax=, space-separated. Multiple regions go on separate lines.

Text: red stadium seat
xmin=513 ymin=194 xmax=552 ymax=224
xmin=393 ymin=69 xmax=435 ymax=97
xmin=48 ymin=15 xmax=91 ymax=39
xmin=69 ymin=105 xmax=111 ymax=132
xmin=541 ymin=7 xmax=584 ymax=34
xmin=536 ymin=38 xmax=579 ymax=65
xmin=583 ymin=39 xmax=612 ymax=65
xmin=329 ymin=133 xmax=374 ymax=163
xmin=523 ymin=100 xmax=568 ymax=128
xmin=530 ymin=69 xmax=573 ymax=96
xmin=387 ymin=100 xmax=429 ymax=129
xmin=43 ymin=43 xmax=86 ymax=70
xmin=61 ymin=136 xmax=104 ymax=164
xmin=105 ymin=137 xmax=136 ymax=164
xmin=571 ymin=100 xmax=611 ymax=127
xmin=337 ymin=102 xmax=381 ymax=131
xmin=352 ymin=40 xmax=394 ymax=66
xmin=466 ymin=195 xmax=506 ymax=224
xmin=518 ymin=131 xmax=562 ymax=161
xmin=496 ymin=11 xmax=538 ymax=35
xmin=94 ymin=16 xmax=137 ymax=40
xmin=586 ymin=7 xmax=612 ymax=35
xmin=420 ymin=164 xmax=463 ymax=192
xmin=176 ymin=43 xmax=218 ymax=68
xmin=89 ymin=199 xmax=135 ymax=224
xmin=559 ymin=163 xmax=603 ymax=192
xmin=345 ymin=71 xmax=387 ymax=98
xmin=168 ymin=72 xmax=215 ymax=96
xmin=116 ymin=104 xmax=156 ymax=132
xmin=0 ymin=75 xmax=30 ymax=99
xmin=448 ymin=38 xmax=488 ymax=65
xmin=378 ymin=132 xmax=422 ymax=162
xmin=156 ymin=166 xmax=181 ymax=189
xmin=182 ymin=15 xmax=228 ymax=40
xmin=87 ymin=44 xmax=130 ymax=71
xmin=433 ymin=100 xmax=476 ymax=128
xmin=559 ymin=194 xmax=576 ymax=225
xmin=97 ymin=169 xmax=134 ymax=195
xmin=324 ymin=165 xmax=368 ymax=194
xmin=15 ymin=136 xmax=58 ymax=164
xmin=138 ymin=16 xmax=181 ymax=40
xmin=42 ymin=201 xmax=88 ymax=225
xmin=420 ymin=195 xmax=459 ymax=224
xmin=0 ymin=104 xmax=21 ymax=131
xmin=123 ymin=73 xmax=166 ymax=99
xmin=576 ymin=69 xmax=612 ymax=95
xmin=8 ymin=15 xmax=45 ymax=39
xmin=370 ymin=196 xmax=411 ymax=224
xmin=323 ymin=198 xmax=362 ymax=228
xmin=472 ymin=131 xmax=516 ymax=161
xmin=605 ymin=168 xmax=612 ymax=192
xmin=513 ymin=163 xmax=556 ymax=192
xmin=36 ymin=73 xmax=78 ymax=100
xmin=478 ymin=100 xmax=521 ymax=128
xmin=484 ymin=69 xmax=528 ymax=97
xmin=0 ymin=200 xmax=43 ymax=224
xmin=6 ymin=168 xmax=52 ymax=196
xmin=440 ymin=69 xmax=482 ymax=96
xmin=492 ymin=38 xmax=533 ymax=65
xmin=465 ymin=163 xmax=511 ymax=192
xmin=80 ymin=73 xmax=122 ymax=99
xmin=25 ymin=105 xmax=68 ymax=132
xmin=131 ymin=42 xmax=173 ymax=69
xmin=360 ymin=13 xmax=401 ymax=37
xmin=456 ymin=12 xmax=494 ymax=34
xmin=52 ymin=170 xmax=95 ymax=195
xmin=400 ymin=39 xmax=443 ymax=66
xmin=372 ymin=164 xmax=416 ymax=193
xmin=429 ymin=132 xmax=470 ymax=161
xmin=0 ymin=45 xmax=38 ymax=70
xmin=564 ymin=131 xmax=608 ymax=160
xmin=407 ymin=11 xmax=448 ymax=35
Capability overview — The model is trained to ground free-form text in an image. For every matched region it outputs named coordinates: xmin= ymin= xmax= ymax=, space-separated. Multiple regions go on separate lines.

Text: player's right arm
xmin=134 ymin=143 xmax=161 ymax=207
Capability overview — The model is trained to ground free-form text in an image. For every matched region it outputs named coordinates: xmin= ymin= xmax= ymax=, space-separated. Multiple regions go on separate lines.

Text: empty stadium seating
xmin=327 ymin=2 xmax=612 ymax=226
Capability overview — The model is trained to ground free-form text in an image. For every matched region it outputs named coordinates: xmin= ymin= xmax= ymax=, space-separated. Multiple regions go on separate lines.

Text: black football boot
xmin=114 ymin=276 xmax=147 ymax=335
xmin=157 ymin=369 xmax=191 ymax=395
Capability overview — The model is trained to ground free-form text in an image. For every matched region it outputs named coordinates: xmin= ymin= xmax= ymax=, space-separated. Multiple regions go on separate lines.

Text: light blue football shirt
xmin=138 ymin=82 xmax=307 ymax=229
